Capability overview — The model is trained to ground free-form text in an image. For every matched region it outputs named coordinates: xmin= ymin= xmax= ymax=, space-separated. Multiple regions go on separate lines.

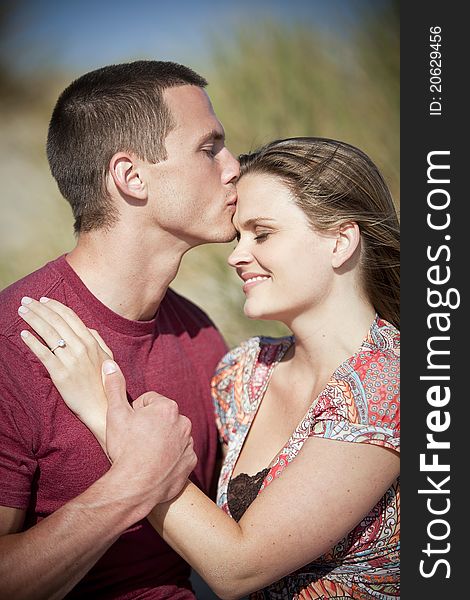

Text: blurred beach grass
xmin=0 ymin=4 xmax=399 ymax=348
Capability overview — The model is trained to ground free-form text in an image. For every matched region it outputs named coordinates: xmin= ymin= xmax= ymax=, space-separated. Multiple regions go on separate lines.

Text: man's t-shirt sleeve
xmin=0 ymin=336 xmax=40 ymax=509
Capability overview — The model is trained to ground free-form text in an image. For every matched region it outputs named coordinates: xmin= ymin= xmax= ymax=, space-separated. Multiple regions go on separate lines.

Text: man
xmin=0 ymin=60 xmax=239 ymax=598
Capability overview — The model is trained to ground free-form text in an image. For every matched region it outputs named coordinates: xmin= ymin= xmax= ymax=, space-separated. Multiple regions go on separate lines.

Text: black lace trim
xmin=227 ymin=467 xmax=270 ymax=522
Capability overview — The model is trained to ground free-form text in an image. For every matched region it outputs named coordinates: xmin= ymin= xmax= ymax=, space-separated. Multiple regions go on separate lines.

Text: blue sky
xmin=2 ymin=0 xmax=385 ymax=74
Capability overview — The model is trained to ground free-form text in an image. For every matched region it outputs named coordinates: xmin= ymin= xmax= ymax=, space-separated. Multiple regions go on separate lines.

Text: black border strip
xmin=401 ymin=3 xmax=466 ymax=597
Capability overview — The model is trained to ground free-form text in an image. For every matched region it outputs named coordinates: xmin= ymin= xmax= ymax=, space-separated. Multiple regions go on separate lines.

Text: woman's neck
xmin=284 ymin=295 xmax=376 ymax=382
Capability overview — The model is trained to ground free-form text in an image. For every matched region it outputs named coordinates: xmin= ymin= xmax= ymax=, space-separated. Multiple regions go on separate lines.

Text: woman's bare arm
xmin=150 ymin=432 xmax=398 ymax=598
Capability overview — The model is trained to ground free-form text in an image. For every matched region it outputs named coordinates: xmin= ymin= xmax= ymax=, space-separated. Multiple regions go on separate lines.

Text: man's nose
xmin=222 ymin=148 xmax=240 ymax=185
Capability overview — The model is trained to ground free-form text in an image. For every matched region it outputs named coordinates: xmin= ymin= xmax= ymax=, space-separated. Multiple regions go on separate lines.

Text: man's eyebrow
xmin=197 ymin=129 xmax=225 ymax=145
xmin=241 ymin=217 xmax=278 ymax=228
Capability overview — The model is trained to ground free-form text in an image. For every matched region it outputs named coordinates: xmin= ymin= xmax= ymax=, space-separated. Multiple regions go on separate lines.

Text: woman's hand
xmin=18 ymin=296 xmax=198 ymax=505
xmin=18 ymin=296 xmax=112 ymax=448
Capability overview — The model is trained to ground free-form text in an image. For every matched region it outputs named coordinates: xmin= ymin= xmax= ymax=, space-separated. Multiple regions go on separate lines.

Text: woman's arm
xmin=150 ymin=433 xmax=398 ymax=598
xmin=19 ymin=297 xmax=399 ymax=600
xmin=103 ymin=366 xmax=395 ymax=599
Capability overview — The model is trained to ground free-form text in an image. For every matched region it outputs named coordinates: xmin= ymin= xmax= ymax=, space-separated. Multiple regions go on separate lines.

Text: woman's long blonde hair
xmin=239 ymin=137 xmax=400 ymax=329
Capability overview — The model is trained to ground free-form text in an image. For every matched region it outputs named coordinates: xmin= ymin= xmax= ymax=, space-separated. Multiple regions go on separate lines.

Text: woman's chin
xmin=243 ymin=301 xmax=262 ymax=320
xmin=244 ymin=302 xmax=278 ymax=322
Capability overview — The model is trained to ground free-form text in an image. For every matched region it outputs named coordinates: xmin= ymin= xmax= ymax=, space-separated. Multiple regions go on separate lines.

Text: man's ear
xmin=108 ymin=153 xmax=147 ymax=200
xmin=331 ymin=221 xmax=361 ymax=269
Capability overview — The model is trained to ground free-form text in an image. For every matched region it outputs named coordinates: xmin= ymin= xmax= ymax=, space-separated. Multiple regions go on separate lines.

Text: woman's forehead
xmin=235 ymin=174 xmax=301 ymax=222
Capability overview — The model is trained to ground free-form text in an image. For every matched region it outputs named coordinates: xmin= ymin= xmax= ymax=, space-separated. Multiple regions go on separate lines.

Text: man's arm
xmin=0 ymin=468 xmax=153 ymax=600
xmin=0 ymin=358 xmax=196 ymax=600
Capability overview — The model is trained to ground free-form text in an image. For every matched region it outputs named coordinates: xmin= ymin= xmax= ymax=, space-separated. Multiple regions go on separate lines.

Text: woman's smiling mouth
xmin=239 ymin=272 xmax=271 ymax=293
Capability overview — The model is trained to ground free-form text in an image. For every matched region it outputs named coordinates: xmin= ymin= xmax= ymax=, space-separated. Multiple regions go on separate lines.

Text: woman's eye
xmin=254 ymin=232 xmax=270 ymax=242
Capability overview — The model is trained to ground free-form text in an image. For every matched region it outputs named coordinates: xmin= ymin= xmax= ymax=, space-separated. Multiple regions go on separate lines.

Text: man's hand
xmin=102 ymin=360 xmax=197 ymax=512
xmin=0 ymin=357 xmax=196 ymax=600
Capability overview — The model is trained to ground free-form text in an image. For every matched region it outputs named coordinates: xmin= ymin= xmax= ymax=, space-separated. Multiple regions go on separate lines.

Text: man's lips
xmin=226 ymin=195 xmax=237 ymax=213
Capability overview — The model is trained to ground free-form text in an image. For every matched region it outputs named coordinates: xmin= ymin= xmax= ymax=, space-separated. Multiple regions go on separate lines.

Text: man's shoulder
xmin=164 ymin=288 xmax=217 ymax=328
xmin=0 ymin=256 xmax=66 ymax=338
xmin=163 ymin=289 xmax=228 ymax=362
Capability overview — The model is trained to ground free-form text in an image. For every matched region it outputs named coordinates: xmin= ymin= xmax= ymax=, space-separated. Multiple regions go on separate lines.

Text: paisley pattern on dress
xmin=211 ymin=316 xmax=400 ymax=599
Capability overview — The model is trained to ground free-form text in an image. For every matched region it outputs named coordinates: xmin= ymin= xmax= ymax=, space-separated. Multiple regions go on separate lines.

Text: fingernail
xmin=20 ymin=330 xmax=29 ymax=339
xmin=40 ymin=297 xmax=50 ymax=303
xmin=18 ymin=306 xmax=29 ymax=314
xmin=102 ymin=360 xmax=117 ymax=375
xmin=21 ymin=297 xmax=32 ymax=305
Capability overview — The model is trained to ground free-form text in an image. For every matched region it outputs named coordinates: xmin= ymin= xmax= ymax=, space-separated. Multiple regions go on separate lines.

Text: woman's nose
xmin=227 ymin=242 xmax=253 ymax=268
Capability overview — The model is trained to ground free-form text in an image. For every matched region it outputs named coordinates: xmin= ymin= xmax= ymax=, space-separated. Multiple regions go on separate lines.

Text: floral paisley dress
xmin=211 ymin=316 xmax=400 ymax=599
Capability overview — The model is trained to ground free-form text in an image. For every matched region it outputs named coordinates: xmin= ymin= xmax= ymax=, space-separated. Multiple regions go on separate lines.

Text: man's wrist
xmin=98 ymin=463 xmax=159 ymax=524
xmin=71 ymin=466 xmax=154 ymax=532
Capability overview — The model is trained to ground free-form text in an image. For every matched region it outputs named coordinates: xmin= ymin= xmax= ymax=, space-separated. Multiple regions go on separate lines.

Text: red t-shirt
xmin=0 ymin=255 xmax=227 ymax=599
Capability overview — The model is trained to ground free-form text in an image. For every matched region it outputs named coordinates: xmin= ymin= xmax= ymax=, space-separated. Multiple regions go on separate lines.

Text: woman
xmin=18 ymin=137 xmax=400 ymax=599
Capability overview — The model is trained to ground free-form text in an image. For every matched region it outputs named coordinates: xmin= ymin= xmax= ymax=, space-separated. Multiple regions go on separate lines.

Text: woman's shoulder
xmin=309 ymin=319 xmax=400 ymax=450
xmin=351 ymin=317 xmax=400 ymax=389
xmin=367 ymin=316 xmax=400 ymax=358
xmin=215 ymin=334 xmax=293 ymax=372
xmin=211 ymin=335 xmax=293 ymax=444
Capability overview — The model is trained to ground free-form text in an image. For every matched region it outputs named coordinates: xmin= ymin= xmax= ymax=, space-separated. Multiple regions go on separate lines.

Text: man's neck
xmin=67 ymin=227 xmax=190 ymax=321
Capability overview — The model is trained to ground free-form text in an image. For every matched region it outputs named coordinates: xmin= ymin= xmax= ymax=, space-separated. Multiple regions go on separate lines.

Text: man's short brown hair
xmin=47 ymin=60 xmax=207 ymax=233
